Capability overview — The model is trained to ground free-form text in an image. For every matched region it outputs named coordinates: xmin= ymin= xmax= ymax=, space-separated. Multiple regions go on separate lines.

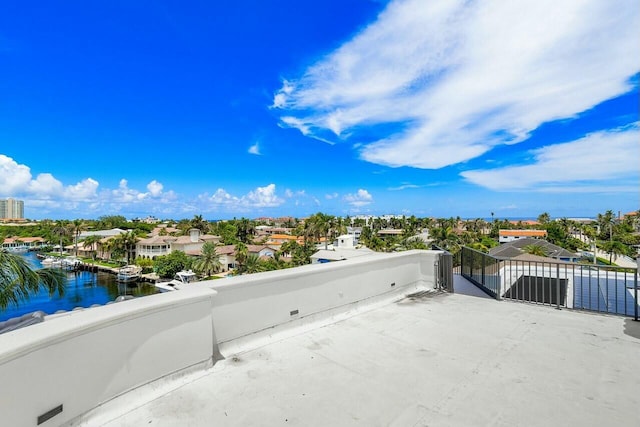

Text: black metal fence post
xmin=634 ymin=267 xmax=638 ymax=321
xmin=556 ymin=263 xmax=561 ymax=310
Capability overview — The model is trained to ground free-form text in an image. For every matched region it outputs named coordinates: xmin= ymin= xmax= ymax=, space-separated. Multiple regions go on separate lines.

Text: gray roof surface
xmin=489 ymin=238 xmax=578 ymax=259
xmin=99 ymin=280 xmax=640 ymax=427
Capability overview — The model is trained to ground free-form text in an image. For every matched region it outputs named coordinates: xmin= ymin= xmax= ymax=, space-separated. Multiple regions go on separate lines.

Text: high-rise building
xmin=0 ymin=198 xmax=24 ymax=220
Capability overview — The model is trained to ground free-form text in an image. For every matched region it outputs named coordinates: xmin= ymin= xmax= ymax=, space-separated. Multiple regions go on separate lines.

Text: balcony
xmin=0 ymin=249 xmax=638 ymax=426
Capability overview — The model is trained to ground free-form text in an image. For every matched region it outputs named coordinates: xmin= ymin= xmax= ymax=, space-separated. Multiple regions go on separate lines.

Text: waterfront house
xmin=498 ymin=229 xmax=547 ymax=243
xmin=136 ymin=229 xmax=220 ymax=259
xmin=0 ymin=236 xmax=46 ymax=251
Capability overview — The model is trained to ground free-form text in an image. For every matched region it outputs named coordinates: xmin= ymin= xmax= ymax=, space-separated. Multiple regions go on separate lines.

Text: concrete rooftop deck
xmin=94 ymin=281 xmax=640 ymax=427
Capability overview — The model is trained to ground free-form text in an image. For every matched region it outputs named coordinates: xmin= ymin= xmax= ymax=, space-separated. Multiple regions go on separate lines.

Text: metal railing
xmin=460 ymin=246 xmax=639 ymax=319
xmin=435 ymin=251 xmax=454 ymax=293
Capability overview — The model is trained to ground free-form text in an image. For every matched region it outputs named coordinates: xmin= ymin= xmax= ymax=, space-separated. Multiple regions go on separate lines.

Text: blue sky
xmin=1 ymin=0 xmax=638 ymax=220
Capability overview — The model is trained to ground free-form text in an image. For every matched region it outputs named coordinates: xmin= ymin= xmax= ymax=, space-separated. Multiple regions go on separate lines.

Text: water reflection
xmin=0 ymin=252 xmax=157 ymax=321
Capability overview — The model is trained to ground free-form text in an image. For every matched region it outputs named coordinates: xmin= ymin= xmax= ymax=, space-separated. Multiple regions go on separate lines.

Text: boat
xmin=61 ymin=257 xmax=81 ymax=271
xmin=116 ymin=265 xmax=142 ymax=283
xmin=155 ymin=270 xmax=198 ymax=292
xmin=41 ymin=257 xmax=63 ymax=268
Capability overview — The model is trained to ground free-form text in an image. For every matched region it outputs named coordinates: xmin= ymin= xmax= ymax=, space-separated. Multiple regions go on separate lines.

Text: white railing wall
xmin=0 ymin=289 xmax=217 ymax=427
xmin=0 ymin=250 xmax=442 ymax=427
xmin=210 ymin=250 xmax=437 ymax=348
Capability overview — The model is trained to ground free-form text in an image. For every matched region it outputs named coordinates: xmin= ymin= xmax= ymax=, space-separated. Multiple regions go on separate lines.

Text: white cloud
xmin=66 ymin=178 xmax=99 ymax=200
xmin=202 ymin=184 xmax=285 ymax=210
xmin=388 ymin=183 xmax=420 ymax=191
xmin=0 ymin=154 xmax=36 ymax=194
xmin=325 ymin=192 xmax=339 ymax=199
xmin=27 ymin=173 xmax=64 ymax=197
xmin=248 ymin=142 xmax=261 ymax=155
xmin=0 ymin=154 xmax=99 ymax=200
xmin=284 ymin=189 xmax=306 ymax=198
xmin=111 ymin=179 xmax=172 ymax=203
xmin=273 ymin=0 xmax=640 ymax=169
xmin=147 ymin=180 xmax=163 ymax=197
xmin=0 ymin=154 xmax=185 ymax=217
xmin=461 ymin=125 xmax=640 ymax=192
xmin=209 ymin=188 xmax=238 ymax=205
xmin=344 ymin=189 xmax=373 ymax=207
xmin=279 ymin=116 xmax=311 ymax=136
xmin=244 ymin=184 xmax=283 ymax=207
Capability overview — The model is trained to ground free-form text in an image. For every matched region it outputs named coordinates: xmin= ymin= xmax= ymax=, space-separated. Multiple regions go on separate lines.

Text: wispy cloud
xmin=248 ymin=142 xmax=261 ymax=155
xmin=273 ymin=0 xmax=640 ymax=169
xmin=461 ymin=125 xmax=640 ymax=192
xmin=388 ymin=183 xmax=421 ymax=191
xmin=344 ymin=189 xmax=373 ymax=207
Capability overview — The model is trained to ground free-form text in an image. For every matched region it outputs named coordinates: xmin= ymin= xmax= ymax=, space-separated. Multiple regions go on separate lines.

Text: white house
xmin=136 ymin=229 xmax=220 ymax=259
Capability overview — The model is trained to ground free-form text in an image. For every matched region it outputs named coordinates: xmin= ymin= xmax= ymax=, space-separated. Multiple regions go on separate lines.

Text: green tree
xmin=193 ymin=242 xmax=222 ymax=277
xmin=400 ymin=237 xmax=428 ymax=251
xmin=189 ymin=215 xmax=210 ymax=234
xmin=70 ymin=219 xmax=86 ymax=257
xmin=601 ymin=240 xmax=628 ymax=265
xmin=134 ymin=257 xmax=154 ymax=273
xmin=113 ymin=231 xmax=138 ymax=264
xmin=154 ymin=251 xmax=192 ymax=278
xmin=235 ymin=218 xmax=255 ymax=244
xmin=430 ymin=226 xmax=460 ymax=253
xmin=523 ymin=244 xmax=548 ymax=257
xmin=367 ymin=235 xmax=386 ymax=252
xmin=0 ymin=249 xmax=66 ymax=310
xmin=243 ymin=253 xmax=263 ymax=274
xmin=98 ymin=215 xmax=127 ymax=229
xmin=82 ymin=235 xmax=102 ymax=260
xmin=537 ymin=212 xmax=551 ymax=224
xmin=52 ymin=221 xmax=70 ymax=257
xmin=234 ymin=242 xmax=248 ymax=272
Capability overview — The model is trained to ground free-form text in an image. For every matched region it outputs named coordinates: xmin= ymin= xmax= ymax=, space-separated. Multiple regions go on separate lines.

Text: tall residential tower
xmin=0 ymin=198 xmax=24 ymax=220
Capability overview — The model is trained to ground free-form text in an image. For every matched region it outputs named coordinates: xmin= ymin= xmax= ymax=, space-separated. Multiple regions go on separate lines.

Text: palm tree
xmin=118 ymin=231 xmax=139 ymax=264
xmin=537 ymin=212 xmax=550 ymax=225
xmin=70 ymin=219 xmax=86 ymax=257
xmin=243 ymin=253 xmax=263 ymax=274
xmin=234 ymin=242 xmax=248 ymax=272
xmin=190 ymin=215 xmax=210 ymax=234
xmin=236 ymin=218 xmax=255 ymax=244
xmin=367 ymin=235 xmax=386 ymax=252
xmin=523 ymin=244 xmax=548 ymax=257
xmin=0 ymin=249 xmax=66 ymax=310
xmin=104 ymin=238 xmax=121 ymax=263
xmin=401 ymin=237 xmax=428 ymax=251
xmin=52 ymin=221 xmax=70 ymax=257
xmin=602 ymin=240 xmax=627 ymax=264
xmin=193 ymin=242 xmax=222 ymax=277
xmin=82 ymin=235 xmax=102 ymax=260
xmin=430 ymin=226 xmax=460 ymax=253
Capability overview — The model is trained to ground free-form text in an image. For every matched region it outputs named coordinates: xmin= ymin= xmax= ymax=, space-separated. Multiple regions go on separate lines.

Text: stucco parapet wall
xmin=208 ymin=249 xmax=439 ymax=291
xmin=203 ymin=250 xmax=443 ymax=347
xmin=0 ymin=286 xmax=218 ymax=365
xmin=0 ymin=250 xmax=443 ymax=427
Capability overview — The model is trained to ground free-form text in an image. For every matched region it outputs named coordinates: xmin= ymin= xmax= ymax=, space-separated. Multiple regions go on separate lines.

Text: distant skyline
xmin=1 ymin=1 xmax=638 ymax=220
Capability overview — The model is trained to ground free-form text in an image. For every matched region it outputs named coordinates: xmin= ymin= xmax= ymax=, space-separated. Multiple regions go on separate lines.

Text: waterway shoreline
xmin=0 ymin=252 xmax=158 ymax=322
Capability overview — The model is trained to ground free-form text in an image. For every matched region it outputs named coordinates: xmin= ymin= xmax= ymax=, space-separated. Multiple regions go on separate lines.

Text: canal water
xmin=0 ymin=252 xmax=157 ymax=322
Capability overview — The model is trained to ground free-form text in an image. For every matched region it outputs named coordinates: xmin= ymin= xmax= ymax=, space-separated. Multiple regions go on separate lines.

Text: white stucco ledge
xmin=0 ymin=250 xmax=446 ymax=427
xmin=0 ymin=287 xmax=218 ymax=427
